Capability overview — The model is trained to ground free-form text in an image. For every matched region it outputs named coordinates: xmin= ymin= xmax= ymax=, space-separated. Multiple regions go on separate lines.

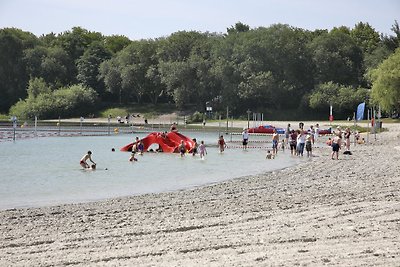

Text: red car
xmin=248 ymin=125 xmax=285 ymax=134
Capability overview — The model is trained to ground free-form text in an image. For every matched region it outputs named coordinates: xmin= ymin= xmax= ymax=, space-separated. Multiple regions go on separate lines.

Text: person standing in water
xmin=199 ymin=141 xmax=207 ymax=159
xmin=218 ymin=135 xmax=226 ymax=153
xmin=272 ymin=129 xmax=279 ymax=155
xmin=178 ymin=140 xmax=186 ymax=157
xmin=80 ymin=151 xmax=96 ymax=169
xmin=242 ymin=128 xmax=249 ymax=150
xmin=192 ymin=138 xmax=198 ymax=156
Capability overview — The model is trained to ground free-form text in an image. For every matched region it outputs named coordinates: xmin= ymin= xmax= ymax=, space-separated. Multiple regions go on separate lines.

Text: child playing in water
xmin=192 ymin=138 xmax=198 ymax=156
xmin=199 ymin=141 xmax=207 ymax=159
xmin=129 ymin=151 xmax=138 ymax=162
xmin=266 ymin=150 xmax=274 ymax=159
xmin=218 ymin=135 xmax=226 ymax=153
xmin=178 ymin=140 xmax=186 ymax=157
xmin=80 ymin=151 xmax=96 ymax=169
xmin=137 ymin=140 xmax=144 ymax=155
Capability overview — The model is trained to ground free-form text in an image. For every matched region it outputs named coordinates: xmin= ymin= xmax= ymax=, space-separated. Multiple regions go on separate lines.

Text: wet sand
xmin=1 ymin=124 xmax=399 ymax=266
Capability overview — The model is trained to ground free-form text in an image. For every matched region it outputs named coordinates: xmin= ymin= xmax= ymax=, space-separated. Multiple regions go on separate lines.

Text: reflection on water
xmin=0 ymin=131 xmax=301 ymax=210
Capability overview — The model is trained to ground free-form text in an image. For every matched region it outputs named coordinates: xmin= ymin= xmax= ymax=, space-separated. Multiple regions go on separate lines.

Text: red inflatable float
xmin=120 ymin=132 xmax=195 ymax=153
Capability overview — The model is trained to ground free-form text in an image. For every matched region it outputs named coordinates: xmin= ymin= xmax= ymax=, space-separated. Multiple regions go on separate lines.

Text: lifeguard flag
xmin=356 ymin=102 xmax=365 ymax=121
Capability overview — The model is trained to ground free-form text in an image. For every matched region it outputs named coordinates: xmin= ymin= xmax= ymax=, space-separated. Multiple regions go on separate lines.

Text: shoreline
xmin=1 ymin=124 xmax=399 ymax=266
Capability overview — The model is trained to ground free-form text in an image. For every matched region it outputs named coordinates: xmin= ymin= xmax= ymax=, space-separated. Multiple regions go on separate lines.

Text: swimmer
xmin=129 ymin=152 xmax=138 ymax=162
xmin=80 ymin=151 xmax=96 ymax=169
xmin=266 ymin=150 xmax=274 ymax=159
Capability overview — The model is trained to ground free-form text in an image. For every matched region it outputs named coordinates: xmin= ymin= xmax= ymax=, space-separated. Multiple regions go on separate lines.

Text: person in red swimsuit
xmin=80 ymin=151 xmax=96 ymax=169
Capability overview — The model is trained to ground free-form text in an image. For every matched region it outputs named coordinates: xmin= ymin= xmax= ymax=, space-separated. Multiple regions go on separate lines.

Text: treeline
xmin=1 ymin=21 xmax=399 ymax=120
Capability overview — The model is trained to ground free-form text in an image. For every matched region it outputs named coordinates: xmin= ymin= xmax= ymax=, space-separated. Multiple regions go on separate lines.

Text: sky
xmin=0 ymin=0 xmax=399 ymax=40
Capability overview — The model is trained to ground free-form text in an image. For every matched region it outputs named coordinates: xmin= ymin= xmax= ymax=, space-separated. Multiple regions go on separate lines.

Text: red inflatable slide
xmin=120 ymin=132 xmax=195 ymax=153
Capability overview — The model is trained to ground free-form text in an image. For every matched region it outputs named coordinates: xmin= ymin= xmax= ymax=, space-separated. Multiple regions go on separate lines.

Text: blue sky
xmin=0 ymin=0 xmax=399 ymax=40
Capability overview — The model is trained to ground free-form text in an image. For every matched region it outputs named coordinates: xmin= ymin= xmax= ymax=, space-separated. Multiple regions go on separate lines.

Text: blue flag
xmin=356 ymin=102 xmax=365 ymax=121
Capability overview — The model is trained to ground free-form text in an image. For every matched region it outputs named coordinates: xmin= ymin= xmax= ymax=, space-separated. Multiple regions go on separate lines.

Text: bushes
xmin=187 ymin=111 xmax=204 ymax=123
xmin=9 ymin=84 xmax=98 ymax=119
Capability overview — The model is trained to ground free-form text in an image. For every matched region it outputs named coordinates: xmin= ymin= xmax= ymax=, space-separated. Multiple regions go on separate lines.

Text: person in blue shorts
xmin=272 ymin=129 xmax=279 ymax=155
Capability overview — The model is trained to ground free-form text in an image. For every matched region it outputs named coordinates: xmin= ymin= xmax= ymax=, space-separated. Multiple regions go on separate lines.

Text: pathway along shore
xmin=1 ymin=124 xmax=399 ymax=266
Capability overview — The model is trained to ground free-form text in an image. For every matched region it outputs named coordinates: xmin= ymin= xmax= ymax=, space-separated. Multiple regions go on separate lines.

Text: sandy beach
xmin=1 ymin=123 xmax=399 ymax=266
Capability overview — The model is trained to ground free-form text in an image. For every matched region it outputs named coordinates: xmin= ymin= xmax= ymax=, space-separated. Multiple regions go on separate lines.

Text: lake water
xmin=0 ymin=131 xmax=302 ymax=210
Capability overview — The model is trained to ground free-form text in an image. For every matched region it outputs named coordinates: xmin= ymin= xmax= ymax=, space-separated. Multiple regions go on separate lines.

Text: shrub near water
xmin=10 ymin=84 xmax=98 ymax=119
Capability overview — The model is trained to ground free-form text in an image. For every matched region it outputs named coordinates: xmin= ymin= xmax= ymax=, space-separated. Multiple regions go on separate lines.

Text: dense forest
xmin=0 ymin=21 xmax=399 ymax=120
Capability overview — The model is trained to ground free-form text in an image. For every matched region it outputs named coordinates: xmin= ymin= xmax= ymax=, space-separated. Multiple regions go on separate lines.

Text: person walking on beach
xmin=289 ymin=130 xmax=297 ymax=155
xmin=272 ymin=129 xmax=279 ymax=155
xmin=80 ymin=151 xmax=96 ymax=169
xmin=314 ymin=123 xmax=320 ymax=145
xmin=331 ymin=133 xmax=341 ymax=160
xmin=199 ymin=140 xmax=207 ymax=159
xmin=242 ymin=128 xmax=249 ymax=150
xmin=344 ymin=128 xmax=351 ymax=152
xmin=309 ymin=125 xmax=315 ymax=146
xmin=305 ymin=132 xmax=313 ymax=157
xmin=296 ymin=130 xmax=306 ymax=156
xmin=285 ymin=123 xmax=291 ymax=149
xmin=218 ymin=135 xmax=226 ymax=153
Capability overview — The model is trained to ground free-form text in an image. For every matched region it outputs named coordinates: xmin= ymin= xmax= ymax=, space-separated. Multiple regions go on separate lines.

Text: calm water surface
xmin=0 ymin=131 xmax=302 ymax=210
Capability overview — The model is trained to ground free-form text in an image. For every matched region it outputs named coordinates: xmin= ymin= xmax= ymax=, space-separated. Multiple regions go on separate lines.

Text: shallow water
xmin=0 ymin=131 xmax=302 ymax=210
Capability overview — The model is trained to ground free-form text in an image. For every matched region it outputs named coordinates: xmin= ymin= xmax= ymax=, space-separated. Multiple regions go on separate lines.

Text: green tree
xmin=370 ymin=48 xmax=400 ymax=112
xmin=350 ymin=22 xmax=380 ymax=54
xmin=117 ymin=40 xmax=160 ymax=103
xmin=158 ymin=31 xmax=215 ymax=108
xmin=104 ymin=35 xmax=131 ymax=54
xmin=0 ymin=28 xmax=38 ymax=112
xmin=10 ymin=84 xmax=98 ymax=119
xmin=309 ymin=82 xmax=369 ymax=117
xmin=27 ymin=77 xmax=51 ymax=98
xmin=77 ymin=41 xmax=111 ymax=98
xmin=309 ymin=30 xmax=363 ymax=86
xmin=227 ymin=22 xmax=250 ymax=35
xmin=55 ymin=27 xmax=104 ymax=84
xmin=382 ymin=20 xmax=400 ymax=52
xmin=99 ymin=58 xmax=123 ymax=103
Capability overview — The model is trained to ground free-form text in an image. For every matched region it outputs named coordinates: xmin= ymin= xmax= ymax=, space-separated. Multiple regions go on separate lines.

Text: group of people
xmin=80 ymin=122 xmax=358 ymax=168
xmin=242 ymin=123 xmax=319 ymax=159
xmin=326 ymin=127 xmax=353 ymax=160
xmin=286 ymin=126 xmax=316 ymax=158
